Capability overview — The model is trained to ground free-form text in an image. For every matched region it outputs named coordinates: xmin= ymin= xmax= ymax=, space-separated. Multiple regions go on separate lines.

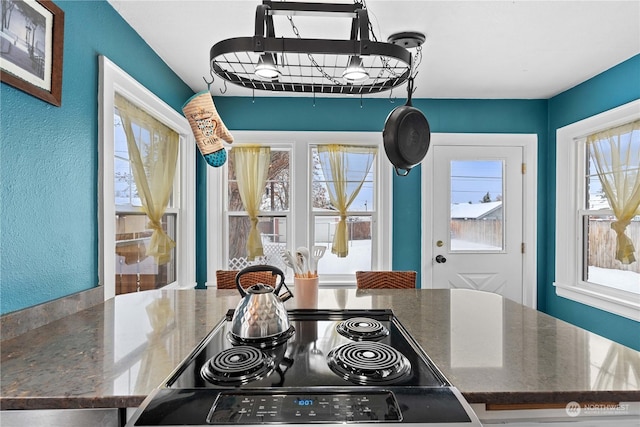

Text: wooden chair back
xmin=355 ymin=270 xmax=417 ymax=289
xmin=215 ymin=270 xmax=278 ymax=289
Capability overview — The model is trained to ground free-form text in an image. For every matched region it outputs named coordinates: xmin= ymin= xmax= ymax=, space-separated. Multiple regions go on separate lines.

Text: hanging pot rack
xmin=209 ymin=1 xmax=424 ymax=95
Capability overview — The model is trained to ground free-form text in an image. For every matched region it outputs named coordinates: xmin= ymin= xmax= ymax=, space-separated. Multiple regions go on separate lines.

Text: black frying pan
xmin=382 ymin=78 xmax=431 ymax=176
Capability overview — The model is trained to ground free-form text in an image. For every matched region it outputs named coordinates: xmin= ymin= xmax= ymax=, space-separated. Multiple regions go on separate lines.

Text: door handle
xmin=435 ymin=255 xmax=447 ymax=264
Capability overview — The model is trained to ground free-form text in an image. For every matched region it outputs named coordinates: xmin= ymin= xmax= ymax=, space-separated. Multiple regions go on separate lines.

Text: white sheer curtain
xmin=587 ymin=119 xmax=640 ymax=264
xmin=115 ymin=93 xmax=179 ymax=265
xmin=232 ymin=146 xmax=271 ymax=260
xmin=317 ymin=144 xmax=377 ymax=257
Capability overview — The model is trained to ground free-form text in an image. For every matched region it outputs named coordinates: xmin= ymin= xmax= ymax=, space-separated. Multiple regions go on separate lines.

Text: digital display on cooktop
xmin=206 ymin=391 xmax=402 ymax=424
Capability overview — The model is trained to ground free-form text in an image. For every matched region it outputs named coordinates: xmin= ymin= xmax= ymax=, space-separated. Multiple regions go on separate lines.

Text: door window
xmin=450 ymin=160 xmax=504 ymax=252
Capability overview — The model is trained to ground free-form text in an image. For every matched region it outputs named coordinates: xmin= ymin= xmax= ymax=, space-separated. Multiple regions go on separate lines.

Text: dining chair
xmin=215 ymin=269 xmax=278 ymax=289
xmin=355 ymin=270 xmax=417 ymax=289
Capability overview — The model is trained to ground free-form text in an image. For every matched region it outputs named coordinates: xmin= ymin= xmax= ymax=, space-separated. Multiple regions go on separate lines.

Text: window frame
xmin=555 ymin=99 xmax=640 ymax=321
xmin=226 ymin=144 xmax=291 ymax=270
xmin=99 ymin=55 xmax=196 ymax=300
xmin=207 ymin=131 xmax=392 ymax=287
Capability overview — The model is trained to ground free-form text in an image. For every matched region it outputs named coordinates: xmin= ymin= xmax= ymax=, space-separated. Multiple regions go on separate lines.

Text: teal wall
xmin=546 ymin=55 xmax=640 ymax=351
xmin=0 ymin=1 xmax=637 ymax=352
xmin=0 ymin=0 xmax=194 ymax=313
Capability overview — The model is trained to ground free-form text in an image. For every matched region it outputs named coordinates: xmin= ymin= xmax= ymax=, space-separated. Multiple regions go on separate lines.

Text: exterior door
xmin=430 ymin=144 xmax=524 ymax=303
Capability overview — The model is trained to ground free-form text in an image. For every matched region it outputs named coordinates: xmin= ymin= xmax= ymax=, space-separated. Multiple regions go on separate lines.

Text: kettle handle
xmin=235 ymin=265 xmax=286 ymax=297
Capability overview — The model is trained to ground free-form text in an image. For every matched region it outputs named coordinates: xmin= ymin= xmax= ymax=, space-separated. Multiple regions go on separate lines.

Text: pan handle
xmin=405 ymin=77 xmax=414 ymax=106
xmin=394 ymin=166 xmax=411 ymax=176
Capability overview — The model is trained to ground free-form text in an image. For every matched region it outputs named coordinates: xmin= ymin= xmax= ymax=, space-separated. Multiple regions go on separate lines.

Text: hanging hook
xmin=203 ymin=69 xmax=215 ymax=93
xmin=202 ymin=68 xmax=220 ymax=93
xmin=360 ymin=94 xmax=363 ymax=109
xmin=219 ymin=80 xmax=228 ymax=95
xmin=252 ymin=88 xmax=255 ymax=104
xmin=313 ymin=91 xmax=316 ymax=107
xmin=389 ymin=87 xmax=395 ymax=104
xmin=202 ymin=75 xmax=213 ymax=92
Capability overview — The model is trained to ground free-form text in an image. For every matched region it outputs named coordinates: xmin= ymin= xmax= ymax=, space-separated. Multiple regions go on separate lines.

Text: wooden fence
xmin=451 ymin=219 xmax=639 ymax=273
xmin=451 ymin=219 xmax=503 ymax=248
xmin=588 ymin=220 xmax=640 ymax=273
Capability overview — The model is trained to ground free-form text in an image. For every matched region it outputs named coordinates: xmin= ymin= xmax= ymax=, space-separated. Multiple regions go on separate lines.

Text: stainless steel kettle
xmin=230 ymin=265 xmax=294 ymax=347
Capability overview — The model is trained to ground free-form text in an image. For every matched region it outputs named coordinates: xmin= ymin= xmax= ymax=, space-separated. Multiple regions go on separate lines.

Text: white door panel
xmin=429 ymin=143 xmax=524 ymax=304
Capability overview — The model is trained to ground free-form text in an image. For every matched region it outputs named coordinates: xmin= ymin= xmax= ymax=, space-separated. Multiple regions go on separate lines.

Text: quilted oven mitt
xmin=182 ymin=91 xmax=234 ymax=167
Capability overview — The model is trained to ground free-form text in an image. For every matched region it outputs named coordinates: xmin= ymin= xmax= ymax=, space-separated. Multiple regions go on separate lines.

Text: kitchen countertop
xmin=1 ymin=288 xmax=639 ymax=410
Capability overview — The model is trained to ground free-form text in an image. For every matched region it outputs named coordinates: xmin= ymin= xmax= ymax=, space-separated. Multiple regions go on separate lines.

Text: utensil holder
xmin=294 ymin=276 xmax=319 ymax=309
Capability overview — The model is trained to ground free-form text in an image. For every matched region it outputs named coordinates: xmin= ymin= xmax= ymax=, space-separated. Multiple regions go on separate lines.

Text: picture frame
xmin=0 ymin=0 xmax=64 ymax=106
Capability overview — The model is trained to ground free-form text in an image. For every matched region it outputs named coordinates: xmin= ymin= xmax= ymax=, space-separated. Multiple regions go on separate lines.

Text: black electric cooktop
xmin=167 ymin=309 xmax=447 ymax=390
xmin=127 ymin=309 xmax=481 ymax=426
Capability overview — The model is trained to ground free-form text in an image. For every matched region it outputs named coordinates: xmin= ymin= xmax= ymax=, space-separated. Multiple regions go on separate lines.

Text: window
xmin=555 ymin=99 xmax=640 ymax=321
xmin=227 ymin=147 xmax=289 ymax=266
xmin=583 ymin=125 xmax=640 ymax=293
xmin=113 ymin=96 xmax=179 ymax=295
xmin=449 ymin=159 xmax=505 ymax=252
xmin=208 ymin=132 xmax=392 ymax=286
xmin=99 ymin=56 xmax=195 ymax=300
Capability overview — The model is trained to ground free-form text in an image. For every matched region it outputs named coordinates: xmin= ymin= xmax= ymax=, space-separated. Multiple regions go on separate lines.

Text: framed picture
xmin=0 ymin=0 xmax=64 ymax=106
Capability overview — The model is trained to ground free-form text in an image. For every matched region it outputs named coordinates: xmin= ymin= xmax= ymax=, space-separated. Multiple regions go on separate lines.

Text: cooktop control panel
xmin=207 ymin=391 xmax=401 ymax=424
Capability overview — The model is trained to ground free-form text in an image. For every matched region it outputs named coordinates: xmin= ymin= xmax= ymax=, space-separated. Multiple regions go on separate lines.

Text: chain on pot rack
xmin=208 ymin=0 xmax=424 ymax=96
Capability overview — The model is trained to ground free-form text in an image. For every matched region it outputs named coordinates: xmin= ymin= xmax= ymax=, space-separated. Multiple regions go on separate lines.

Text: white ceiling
xmin=108 ymin=0 xmax=640 ymax=99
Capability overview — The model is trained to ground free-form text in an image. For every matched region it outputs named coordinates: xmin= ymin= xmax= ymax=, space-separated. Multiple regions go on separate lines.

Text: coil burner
xmin=336 ymin=317 xmax=390 ymax=341
xmin=201 ymin=346 xmax=275 ymax=386
xmin=327 ymin=341 xmax=411 ymax=385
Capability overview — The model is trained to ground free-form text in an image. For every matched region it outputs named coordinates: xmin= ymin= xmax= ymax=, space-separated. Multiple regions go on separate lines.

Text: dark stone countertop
xmin=1 ymin=288 xmax=639 ymax=410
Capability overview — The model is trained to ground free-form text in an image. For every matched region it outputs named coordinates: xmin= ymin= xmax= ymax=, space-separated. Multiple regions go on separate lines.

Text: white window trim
xmin=555 ymin=99 xmax=640 ymax=321
xmin=421 ymin=133 xmax=538 ymax=308
xmin=207 ymin=131 xmax=392 ymax=288
xmin=98 ymin=55 xmax=196 ymax=300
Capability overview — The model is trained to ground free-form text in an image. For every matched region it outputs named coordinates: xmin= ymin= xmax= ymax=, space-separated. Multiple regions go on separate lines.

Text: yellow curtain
xmin=134 ymin=297 xmax=175 ymax=394
xmin=232 ymin=146 xmax=271 ymax=260
xmin=317 ymin=145 xmax=377 ymax=257
xmin=115 ymin=93 xmax=179 ymax=265
xmin=587 ymin=119 xmax=640 ymax=264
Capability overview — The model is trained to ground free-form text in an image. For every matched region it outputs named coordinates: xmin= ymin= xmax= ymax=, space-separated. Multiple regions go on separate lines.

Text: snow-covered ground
xmin=589 ymin=266 xmax=640 ymax=295
xmin=261 ymin=240 xmax=372 ymax=275
xmin=451 ymin=239 xmax=502 ymax=251
xmin=317 ymin=240 xmax=371 ymax=274
xmin=318 ymin=239 xmax=501 ymax=274
xmin=267 ymin=239 xmax=640 ymax=295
